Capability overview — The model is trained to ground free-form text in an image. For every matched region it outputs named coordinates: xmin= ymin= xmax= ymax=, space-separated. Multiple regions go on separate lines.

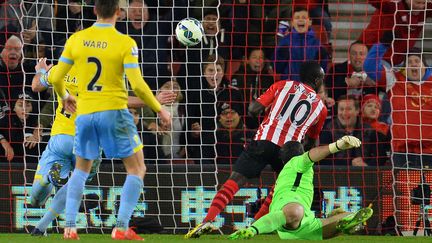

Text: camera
xmin=411 ymin=182 xmax=431 ymax=205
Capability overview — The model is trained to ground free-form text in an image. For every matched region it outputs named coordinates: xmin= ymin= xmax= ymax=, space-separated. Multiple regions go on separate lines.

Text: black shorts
xmin=233 ymin=140 xmax=283 ymax=179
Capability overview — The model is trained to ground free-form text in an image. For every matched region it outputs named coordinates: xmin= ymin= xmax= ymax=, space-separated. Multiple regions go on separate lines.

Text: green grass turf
xmin=0 ymin=234 xmax=431 ymax=243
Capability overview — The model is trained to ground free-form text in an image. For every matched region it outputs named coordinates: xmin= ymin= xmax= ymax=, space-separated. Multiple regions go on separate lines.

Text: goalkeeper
xmin=229 ymin=136 xmax=373 ymax=240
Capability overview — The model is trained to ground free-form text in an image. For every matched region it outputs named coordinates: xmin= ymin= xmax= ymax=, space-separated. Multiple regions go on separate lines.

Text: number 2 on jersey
xmin=87 ymin=57 xmax=102 ymax=91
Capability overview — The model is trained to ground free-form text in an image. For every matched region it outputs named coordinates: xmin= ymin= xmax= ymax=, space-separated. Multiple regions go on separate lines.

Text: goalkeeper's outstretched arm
xmin=308 ymin=135 xmax=362 ymax=163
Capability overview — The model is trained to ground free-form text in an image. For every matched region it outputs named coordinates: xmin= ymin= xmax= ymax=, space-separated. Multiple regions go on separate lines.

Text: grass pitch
xmin=0 ymin=234 xmax=431 ymax=243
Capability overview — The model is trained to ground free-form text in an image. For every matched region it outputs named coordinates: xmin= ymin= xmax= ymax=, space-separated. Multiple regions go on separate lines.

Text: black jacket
xmin=216 ymin=121 xmax=254 ymax=164
xmin=185 ymin=80 xmax=243 ymax=164
xmin=231 ymin=63 xmax=275 ymax=129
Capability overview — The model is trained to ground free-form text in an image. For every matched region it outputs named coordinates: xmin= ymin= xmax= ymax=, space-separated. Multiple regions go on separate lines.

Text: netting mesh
xmin=0 ymin=0 xmax=429 ymax=236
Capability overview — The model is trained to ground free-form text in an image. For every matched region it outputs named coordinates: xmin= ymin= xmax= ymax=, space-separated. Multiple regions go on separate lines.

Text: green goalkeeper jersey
xmin=272 ymin=152 xmax=315 ymax=210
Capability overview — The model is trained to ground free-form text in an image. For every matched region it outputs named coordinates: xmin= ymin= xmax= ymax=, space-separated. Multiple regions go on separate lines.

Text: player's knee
xmin=283 ymin=203 xmax=304 ymax=229
xmin=139 ymin=163 xmax=147 ymax=178
xmin=128 ymin=163 xmax=146 ymax=179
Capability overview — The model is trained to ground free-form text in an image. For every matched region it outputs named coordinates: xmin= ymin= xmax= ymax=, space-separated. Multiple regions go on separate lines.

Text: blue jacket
xmin=275 ymin=28 xmax=328 ymax=81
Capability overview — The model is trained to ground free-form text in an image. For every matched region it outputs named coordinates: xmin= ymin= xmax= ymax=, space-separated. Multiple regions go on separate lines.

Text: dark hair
xmin=95 ymin=0 xmax=119 ymax=19
xmin=204 ymin=8 xmax=218 ymax=17
xmin=299 ymin=61 xmax=325 ymax=91
xmin=203 ymin=54 xmax=225 ymax=72
xmin=337 ymin=95 xmax=360 ymax=110
xmin=279 ymin=141 xmax=305 ymax=164
xmin=246 ymin=48 xmax=265 ymax=59
xmin=348 ymin=41 xmax=367 ymax=53
xmin=292 ymin=5 xmax=309 ymax=17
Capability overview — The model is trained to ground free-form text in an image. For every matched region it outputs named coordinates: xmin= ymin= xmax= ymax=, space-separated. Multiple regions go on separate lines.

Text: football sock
xmin=30 ymin=180 xmax=53 ymax=207
xmin=36 ymin=184 xmax=68 ymax=231
xmin=204 ymin=179 xmax=239 ymax=222
xmin=254 ymin=187 xmax=274 ymax=220
xmin=250 ymin=210 xmax=286 ymax=235
xmin=116 ymin=175 xmax=143 ymax=230
xmin=65 ymin=169 xmax=89 ymax=228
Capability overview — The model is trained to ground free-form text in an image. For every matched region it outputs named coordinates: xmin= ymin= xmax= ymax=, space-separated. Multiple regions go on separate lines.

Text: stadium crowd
xmin=0 ymin=0 xmax=430 ymax=168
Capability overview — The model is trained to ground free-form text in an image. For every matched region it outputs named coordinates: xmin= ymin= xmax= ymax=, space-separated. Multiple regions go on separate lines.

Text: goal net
xmin=0 ymin=0 xmax=428 ymax=236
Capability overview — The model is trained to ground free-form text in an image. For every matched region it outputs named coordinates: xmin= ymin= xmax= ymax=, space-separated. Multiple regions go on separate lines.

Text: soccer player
xmin=28 ymin=58 xmax=100 ymax=236
xmin=49 ymin=0 xmax=171 ymax=240
xmin=229 ymin=136 xmax=373 ymax=240
xmin=185 ymin=61 xmax=328 ymax=238
xmin=29 ymin=58 xmax=176 ymax=236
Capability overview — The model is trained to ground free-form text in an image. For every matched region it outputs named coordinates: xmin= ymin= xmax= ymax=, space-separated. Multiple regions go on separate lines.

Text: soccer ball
xmin=175 ymin=18 xmax=204 ymax=47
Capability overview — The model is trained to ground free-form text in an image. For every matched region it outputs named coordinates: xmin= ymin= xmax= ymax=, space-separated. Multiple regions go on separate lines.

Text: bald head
xmin=1 ymin=35 xmax=23 ymax=69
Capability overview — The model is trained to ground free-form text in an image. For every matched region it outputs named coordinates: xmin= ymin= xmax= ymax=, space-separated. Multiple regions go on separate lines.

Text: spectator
xmin=141 ymin=81 xmax=186 ymax=162
xmin=360 ymin=94 xmax=391 ymax=166
xmin=232 ymin=0 xmax=292 ymax=59
xmin=358 ymin=0 xmax=432 ymax=65
xmin=303 ymin=0 xmax=332 ymax=41
xmin=186 ymin=55 xmax=243 ymax=164
xmin=159 ymin=81 xmax=186 ymax=161
xmin=275 ymin=6 xmax=328 ymax=81
xmin=0 ymin=92 xmax=41 ymax=163
xmin=325 ymin=41 xmax=378 ymax=105
xmin=231 ymin=48 xmax=275 ymax=129
xmin=216 ymin=101 xmax=254 ymax=165
xmin=364 ymin=42 xmax=432 ymax=168
xmin=0 ymin=0 xmax=53 ymax=55
xmin=317 ymin=82 xmax=335 ymax=122
xmin=320 ymin=95 xmax=367 ymax=166
xmin=116 ymin=0 xmax=171 ymax=90
xmin=0 ymin=35 xmax=41 ymax=105
xmin=51 ymin=0 xmax=96 ymax=59
xmin=201 ymin=8 xmax=232 ymax=61
xmin=175 ymin=7 xmax=235 ymax=90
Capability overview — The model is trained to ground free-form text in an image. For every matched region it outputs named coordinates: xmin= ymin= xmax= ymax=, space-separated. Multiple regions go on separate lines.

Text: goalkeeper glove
xmin=329 ymin=135 xmax=361 ymax=154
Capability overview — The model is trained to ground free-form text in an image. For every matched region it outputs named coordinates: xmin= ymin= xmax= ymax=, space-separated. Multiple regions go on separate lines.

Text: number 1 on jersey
xmin=87 ymin=57 xmax=102 ymax=91
xmin=279 ymin=94 xmax=312 ymax=126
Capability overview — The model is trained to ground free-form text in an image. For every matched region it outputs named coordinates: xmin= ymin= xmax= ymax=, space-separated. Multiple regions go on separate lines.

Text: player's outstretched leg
xmin=30 ymin=162 xmax=63 ymax=207
xmin=336 ymin=207 xmax=373 ymax=233
xmin=30 ymin=179 xmax=54 ymax=207
xmin=31 ymin=134 xmax=74 ymax=207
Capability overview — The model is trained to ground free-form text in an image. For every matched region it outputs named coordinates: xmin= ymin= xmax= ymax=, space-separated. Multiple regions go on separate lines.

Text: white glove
xmin=329 ymin=135 xmax=361 ymax=154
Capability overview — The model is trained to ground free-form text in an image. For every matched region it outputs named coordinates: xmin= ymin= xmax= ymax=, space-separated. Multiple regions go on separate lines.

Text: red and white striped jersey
xmin=254 ymin=80 xmax=327 ymax=146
